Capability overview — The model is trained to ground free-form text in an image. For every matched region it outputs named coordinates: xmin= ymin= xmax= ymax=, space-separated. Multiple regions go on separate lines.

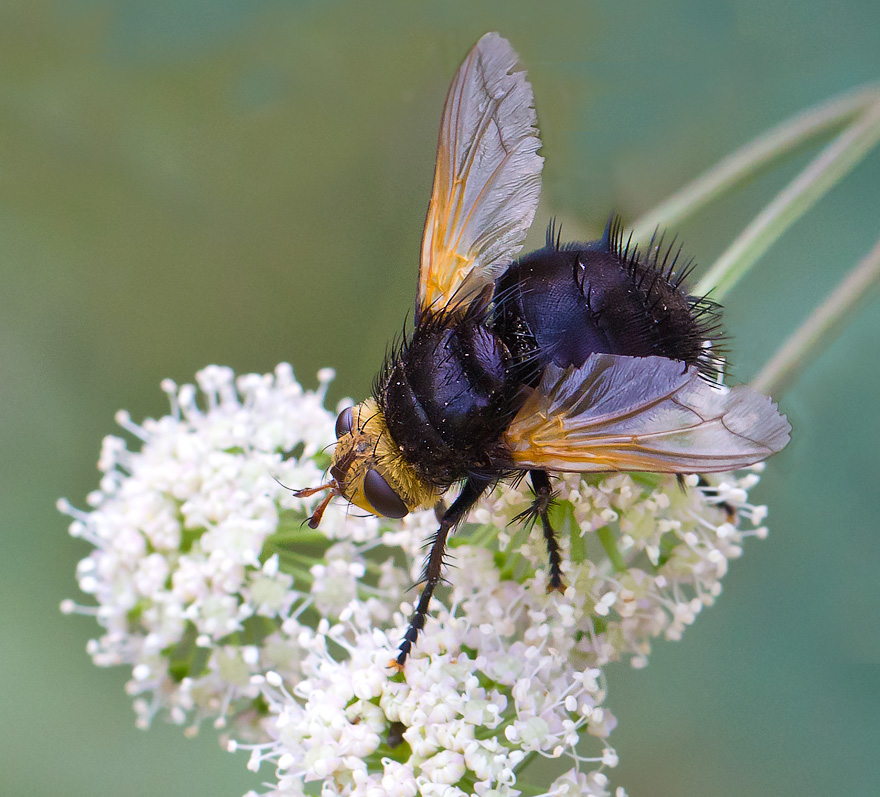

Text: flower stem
xmin=751 ymin=235 xmax=880 ymax=397
xmin=696 ymin=99 xmax=880 ymax=299
xmin=596 ymin=526 xmax=627 ymax=573
xmin=629 ymin=83 xmax=880 ymax=243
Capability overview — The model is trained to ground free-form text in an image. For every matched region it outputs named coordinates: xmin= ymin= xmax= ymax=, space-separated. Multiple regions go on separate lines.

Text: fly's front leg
xmin=393 ymin=476 xmax=490 ymax=670
xmin=529 ymin=470 xmax=565 ymax=591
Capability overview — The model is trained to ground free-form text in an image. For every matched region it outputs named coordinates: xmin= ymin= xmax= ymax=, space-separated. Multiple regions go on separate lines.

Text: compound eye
xmin=363 ymin=469 xmax=408 ymax=518
xmin=335 ymin=406 xmax=354 ymax=438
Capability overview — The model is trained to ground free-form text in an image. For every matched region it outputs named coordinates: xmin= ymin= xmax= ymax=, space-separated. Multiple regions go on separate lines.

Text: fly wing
xmin=503 ymin=354 xmax=791 ymax=473
xmin=418 ymin=32 xmax=543 ymax=319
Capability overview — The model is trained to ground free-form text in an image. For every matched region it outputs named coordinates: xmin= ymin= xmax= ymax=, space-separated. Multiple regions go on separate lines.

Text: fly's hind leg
xmin=694 ymin=474 xmax=737 ymax=522
xmin=393 ymin=476 xmax=491 ymax=670
xmin=516 ymin=470 xmax=565 ymax=591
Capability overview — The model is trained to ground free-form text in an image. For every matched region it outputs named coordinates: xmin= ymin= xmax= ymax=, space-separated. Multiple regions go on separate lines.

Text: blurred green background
xmin=3 ymin=1 xmax=879 ymax=795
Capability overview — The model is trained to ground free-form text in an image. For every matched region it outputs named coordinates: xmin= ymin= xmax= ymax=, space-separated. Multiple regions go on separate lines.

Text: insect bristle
xmin=602 ymin=214 xmax=727 ymax=381
xmin=545 ymin=218 xmax=564 ymax=250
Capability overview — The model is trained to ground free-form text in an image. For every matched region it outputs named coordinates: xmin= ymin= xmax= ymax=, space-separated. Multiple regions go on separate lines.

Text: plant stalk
xmin=697 ymin=99 xmax=880 ymax=299
xmin=752 ymin=235 xmax=880 ymax=397
xmin=629 ymin=83 xmax=880 ymax=242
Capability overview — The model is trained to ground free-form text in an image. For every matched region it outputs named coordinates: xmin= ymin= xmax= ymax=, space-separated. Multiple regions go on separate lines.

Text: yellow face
xmin=330 ymin=399 xmax=439 ymax=518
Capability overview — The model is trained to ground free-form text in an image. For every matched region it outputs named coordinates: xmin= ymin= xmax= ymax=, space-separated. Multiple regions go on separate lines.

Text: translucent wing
xmin=418 ymin=32 xmax=543 ymax=319
xmin=503 ymin=354 xmax=791 ymax=473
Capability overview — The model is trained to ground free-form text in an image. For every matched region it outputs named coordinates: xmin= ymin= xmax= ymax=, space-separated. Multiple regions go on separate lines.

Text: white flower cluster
xmin=61 ymin=364 xmax=770 ymax=796
xmin=59 ymin=364 xmax=382 ymax=734
xmin=236 ymin=540 xmax=618 ymax=797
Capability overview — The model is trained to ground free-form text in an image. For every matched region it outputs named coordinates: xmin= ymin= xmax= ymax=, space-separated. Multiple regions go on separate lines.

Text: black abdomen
xmin=493 ymin=221 xmax=722 ymax=385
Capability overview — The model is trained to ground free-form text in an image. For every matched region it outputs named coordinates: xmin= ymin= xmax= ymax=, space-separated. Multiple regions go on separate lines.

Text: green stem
xmin=270 ymin=549 xmax=322 ymax=568
xmin=510 ymin=750 xmax=541 ymax=794
xmin=268 ymin=527 xmax=331 ymax=546
xmin=596 ymin=526 xmax=627 ymax=573
xmin=629 ymin=83 xmax=880 ymax=243
xmin=697 ymin=99 xmax=880 ymax=299
xmin=269 ymin=556 xmax=315 ymax=586
xmin=752 ymin=235 xmax=880 ymax=397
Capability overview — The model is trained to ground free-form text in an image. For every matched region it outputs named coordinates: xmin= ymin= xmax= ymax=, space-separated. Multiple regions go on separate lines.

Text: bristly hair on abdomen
xmin=603 ymin=214 xmax=727 ymax=381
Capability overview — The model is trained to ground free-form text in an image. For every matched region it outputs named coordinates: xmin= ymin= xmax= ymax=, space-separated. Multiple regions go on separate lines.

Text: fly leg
xmin=528 ymin=469 xmax=565 ymax=591
xmin=695 ymin=474 xmax=737 ymax=522
xmin=394 ymin=476 xmax=490 ymax=669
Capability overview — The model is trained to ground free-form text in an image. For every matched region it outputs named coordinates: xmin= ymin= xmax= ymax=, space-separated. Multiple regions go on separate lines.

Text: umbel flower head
xmin=61 ymin=364 xmax=771 ymax=795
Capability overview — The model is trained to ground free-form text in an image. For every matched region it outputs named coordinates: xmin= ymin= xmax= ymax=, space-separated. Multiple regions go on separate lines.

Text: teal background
xmin=3 ymin=1 xmax=879 ymax=795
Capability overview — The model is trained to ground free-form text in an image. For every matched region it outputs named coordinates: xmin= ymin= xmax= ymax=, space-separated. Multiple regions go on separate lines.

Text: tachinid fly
xmin=295 ymin=33 xmax=790 ymax=668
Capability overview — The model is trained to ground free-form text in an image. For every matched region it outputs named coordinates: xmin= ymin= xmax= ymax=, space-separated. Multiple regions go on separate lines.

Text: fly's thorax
xmin=330 ymin=399 xmax=439 ymax=517
xmin=376 ymin=314 xmax=522 ymax=489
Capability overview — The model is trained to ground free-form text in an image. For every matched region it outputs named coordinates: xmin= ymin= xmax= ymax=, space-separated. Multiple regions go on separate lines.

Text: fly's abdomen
xmin=493 ymin=221 xmax=723 ymax=384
